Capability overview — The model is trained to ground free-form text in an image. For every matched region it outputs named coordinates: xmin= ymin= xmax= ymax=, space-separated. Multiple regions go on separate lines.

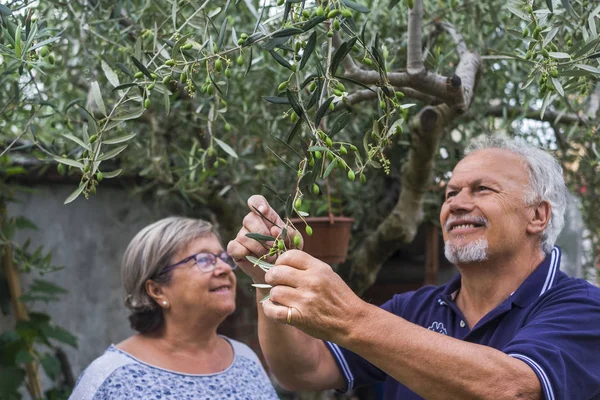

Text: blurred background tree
xmin=1 ymin=0 xmax=599 ymax=396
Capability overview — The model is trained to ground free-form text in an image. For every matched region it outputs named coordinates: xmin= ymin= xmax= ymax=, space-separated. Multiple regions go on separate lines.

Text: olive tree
xmin=2 ymin=0 xmax=600 ymax=397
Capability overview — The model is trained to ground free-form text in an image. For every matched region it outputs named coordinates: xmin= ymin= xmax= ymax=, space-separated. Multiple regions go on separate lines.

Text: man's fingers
xmin=265 ymin=265 xmax=303 ymax=288
xmin=248 ymin=195 xmax=285 ymax=228
xmin=275 ymin=249 xmax=312 ymax=270
xmin=261 ymin=298 xmax=302 ymax=327
xmin=242 ymin=213 xmax=274 ymax=243
xmin=233 ymin=227 xmax=270 ymax=258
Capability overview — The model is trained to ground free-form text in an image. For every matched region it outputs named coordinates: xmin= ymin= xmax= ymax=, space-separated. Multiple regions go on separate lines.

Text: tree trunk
xmin=1 ymin=204 xmax=44 ymax=399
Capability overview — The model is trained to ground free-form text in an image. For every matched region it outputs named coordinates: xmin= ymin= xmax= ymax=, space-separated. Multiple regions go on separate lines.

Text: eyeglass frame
xmin=157 ymin=251 xmax=237 ymax=277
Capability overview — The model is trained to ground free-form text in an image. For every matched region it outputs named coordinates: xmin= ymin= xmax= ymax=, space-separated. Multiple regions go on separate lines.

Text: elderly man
xmin=228 ymin=137 xmax=600 ymax=399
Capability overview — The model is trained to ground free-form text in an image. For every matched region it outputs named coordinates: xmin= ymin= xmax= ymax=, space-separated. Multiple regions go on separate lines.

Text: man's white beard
xmin=444 ymin=238 xmax=489 ymax=264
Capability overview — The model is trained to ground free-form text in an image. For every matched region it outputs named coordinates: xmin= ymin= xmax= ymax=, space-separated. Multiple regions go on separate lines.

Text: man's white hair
xmin=465 ymin=136 xmax=568 ymax=254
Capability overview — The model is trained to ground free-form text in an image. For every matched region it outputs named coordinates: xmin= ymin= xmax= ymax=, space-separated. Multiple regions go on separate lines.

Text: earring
xmin=162 ymin=301 xmax=168 ymax=306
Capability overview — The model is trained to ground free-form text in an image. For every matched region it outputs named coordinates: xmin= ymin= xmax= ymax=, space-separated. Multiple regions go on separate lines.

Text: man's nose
xmin=448 ymin=189 xmax=475 ymax=213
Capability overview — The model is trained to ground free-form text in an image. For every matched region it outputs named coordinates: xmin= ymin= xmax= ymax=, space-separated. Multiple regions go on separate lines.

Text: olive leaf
xmin=246 ymin=256 xmax=275 ymax=271
xmin=217 ymin=17 xmax=228 ymax=50
xmin=300 ymin=31 xmax=316 ymax=71
xmin=214 ymin=137 xmax=239 ymax=159
xmin=131 ymin=56 xmax=153 ymax=79
xmin=243 ymin=32 xmax=264 ymax=47
xmin=286 ymin=90 xmax=304 ymax=117
xmin=314 ymin=96 xmax=334 ymax=126
xmin=263 ymin=96 xmax=290 ymax=104
xmin=329 ymin=112 xmax=352 ymax=138
xmin=245 ymin=233 xmax=277 ymax=242
xmin=269 ymin=49 xmax=293 ymax=70
xmin=101 ymin=169 xmax=123 ymax=179
xmin=98 ymin=144 xmax=128 ymax=161
xmin=251 ymin=283 xmax=273 ymax=289
xmin=54 ymin=157 xmax=84 ymax=169
xmin=101 ymin=60 xmax=120 ymax=88
xmin=90 ymin=81 xmax=106 ymax=116
xmin=322 ymin=159 xmax=338 ymax=179
xmin=245 ymin=47 xmax=254 ymax=75
xmin=64 ymin=184 xmax=86 ymax=205
xmin=302 ymin=16 xmax=326 ymax=31
xmin=272 ymin=28 xmax=304 ymax=38
xmin=111 ymin=107 xmax=145 ymax=121
xmin=388 ymin=0 xmax=401 ymax=10
xmin=286 ymin=118 xmax=303 ymax=144
xmin=330 ymin=37 xmax=357 ymax=74
xmin=62 ymin=133 xmax=90 ymax=150
xmin=341 ymin=0 xmax=370 ymax=13
xmin=103 ymin=133 xmax=137 ymax=145
xmin=111 ymin=83 xmax=138 ymax=92
xmin=0 ymin=4 xmax=12 ymax=15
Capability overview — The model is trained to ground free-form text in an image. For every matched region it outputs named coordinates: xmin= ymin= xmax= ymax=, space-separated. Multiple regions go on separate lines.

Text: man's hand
xmin=227 ymin=195 xmax=302 ymax=284
xmin=261 ymin=249 xmax=365 ymax=343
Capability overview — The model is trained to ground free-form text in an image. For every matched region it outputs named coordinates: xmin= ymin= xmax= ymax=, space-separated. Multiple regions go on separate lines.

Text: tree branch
xmin=333 ymin=22 xmax=480 ymax=113
xmin=436 ymin=21 xmax=467 ymax=56
xmin=339 ymin=86 xmax=438 ymax=110
xmin=407 ymin=0 xmax=425 ymax=74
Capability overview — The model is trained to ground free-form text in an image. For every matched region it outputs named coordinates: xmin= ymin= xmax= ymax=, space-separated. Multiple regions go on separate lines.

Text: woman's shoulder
xmin=224 ymin=336 xmax=262 ymax=363
xmin=68 ymin=346 xmax=136 ymax=400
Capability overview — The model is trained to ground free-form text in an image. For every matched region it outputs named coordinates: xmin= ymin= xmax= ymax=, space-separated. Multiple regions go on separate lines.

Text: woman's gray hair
xmin=465 ymin=136 xmax=568 ymax=254
xmin=122 ymin=216 xmax=215 ymax=313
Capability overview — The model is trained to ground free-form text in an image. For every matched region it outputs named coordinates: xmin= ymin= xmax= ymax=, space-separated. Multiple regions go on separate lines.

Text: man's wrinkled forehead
xmin=450 ymin=148 xmax=531 ymax=186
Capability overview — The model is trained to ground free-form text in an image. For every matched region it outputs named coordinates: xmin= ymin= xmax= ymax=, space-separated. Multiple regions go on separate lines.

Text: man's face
xmin=440 ymin=149 xmax=534 ymax=264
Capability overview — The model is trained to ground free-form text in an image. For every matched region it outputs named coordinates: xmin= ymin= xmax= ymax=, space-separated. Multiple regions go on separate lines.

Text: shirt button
xmin=460 ymin=320 xmax=466 ymax=328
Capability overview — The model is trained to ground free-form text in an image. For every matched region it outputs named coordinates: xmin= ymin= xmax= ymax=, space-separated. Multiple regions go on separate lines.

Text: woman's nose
xmin=213 ymin=258 xmax=233 ymax=275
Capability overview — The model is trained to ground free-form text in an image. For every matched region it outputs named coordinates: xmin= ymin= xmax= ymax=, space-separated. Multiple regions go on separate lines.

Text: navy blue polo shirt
xmin=326 ymin=247 xmax=600 ymax=399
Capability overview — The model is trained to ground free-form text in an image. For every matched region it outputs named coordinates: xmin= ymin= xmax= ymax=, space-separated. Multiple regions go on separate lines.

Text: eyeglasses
xmin=160 ymin=251 xmax=237 ymax=276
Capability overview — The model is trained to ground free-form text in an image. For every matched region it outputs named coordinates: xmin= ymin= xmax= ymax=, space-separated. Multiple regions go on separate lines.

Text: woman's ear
xmin=145 ymin=280 xmax=169 ymax=308
xmin=527 ymin=200 xmax=551 ymax=235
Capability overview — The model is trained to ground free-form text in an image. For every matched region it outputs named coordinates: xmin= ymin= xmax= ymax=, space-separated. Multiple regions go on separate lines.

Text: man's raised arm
xmin=227 ymin=195 xmax=343 ymax=391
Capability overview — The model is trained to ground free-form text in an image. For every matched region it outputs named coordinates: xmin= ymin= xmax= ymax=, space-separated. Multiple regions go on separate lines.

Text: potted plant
xmin=291 ymin=176 xmax=354 ymax=264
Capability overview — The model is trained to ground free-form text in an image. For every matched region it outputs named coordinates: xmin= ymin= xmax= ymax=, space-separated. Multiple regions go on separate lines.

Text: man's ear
xmin=527 ymin=200 xmax=551 ymax=235
xmin=145 ymin=280 xmax=168 ymax=307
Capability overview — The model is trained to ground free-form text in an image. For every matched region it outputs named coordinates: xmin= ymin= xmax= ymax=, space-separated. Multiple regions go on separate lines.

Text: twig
xmin=1 ymin=110 xmax=38 ymax=157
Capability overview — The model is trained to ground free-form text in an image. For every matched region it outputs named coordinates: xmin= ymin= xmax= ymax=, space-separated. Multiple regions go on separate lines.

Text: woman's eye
xmin=196 ymin=256 xmax=212 ymax=265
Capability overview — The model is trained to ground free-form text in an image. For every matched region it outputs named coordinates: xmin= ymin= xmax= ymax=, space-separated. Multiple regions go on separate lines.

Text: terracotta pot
xmin=290 ymin=216 xmax=354 ymax=264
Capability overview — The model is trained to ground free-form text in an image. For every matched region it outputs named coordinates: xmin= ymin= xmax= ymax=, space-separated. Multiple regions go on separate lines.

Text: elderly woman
xmin=70 ymin=217 xmax=279 ymax=399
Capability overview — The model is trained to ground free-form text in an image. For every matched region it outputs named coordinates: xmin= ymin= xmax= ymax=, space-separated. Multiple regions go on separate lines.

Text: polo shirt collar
xmin=510 ymin=246 xmax=562 ymax=308
xmin=439 ymin=246 xmax=562 ymax=308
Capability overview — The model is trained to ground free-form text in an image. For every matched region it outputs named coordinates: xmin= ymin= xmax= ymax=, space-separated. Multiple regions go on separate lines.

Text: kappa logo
xmin=427 ymin=321 xmax=448 ymax=335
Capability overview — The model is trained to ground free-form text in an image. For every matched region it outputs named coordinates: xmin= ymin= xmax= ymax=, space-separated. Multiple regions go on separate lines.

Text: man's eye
xmin=477 ymin=186 xmax=490 ymax=192
xmin=445 ymin=191 xmax=457 ymax=199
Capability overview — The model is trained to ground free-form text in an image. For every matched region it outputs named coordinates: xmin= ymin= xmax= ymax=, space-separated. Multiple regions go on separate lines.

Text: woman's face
xmin=162 ymin=234 xmax=237 ymax=322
